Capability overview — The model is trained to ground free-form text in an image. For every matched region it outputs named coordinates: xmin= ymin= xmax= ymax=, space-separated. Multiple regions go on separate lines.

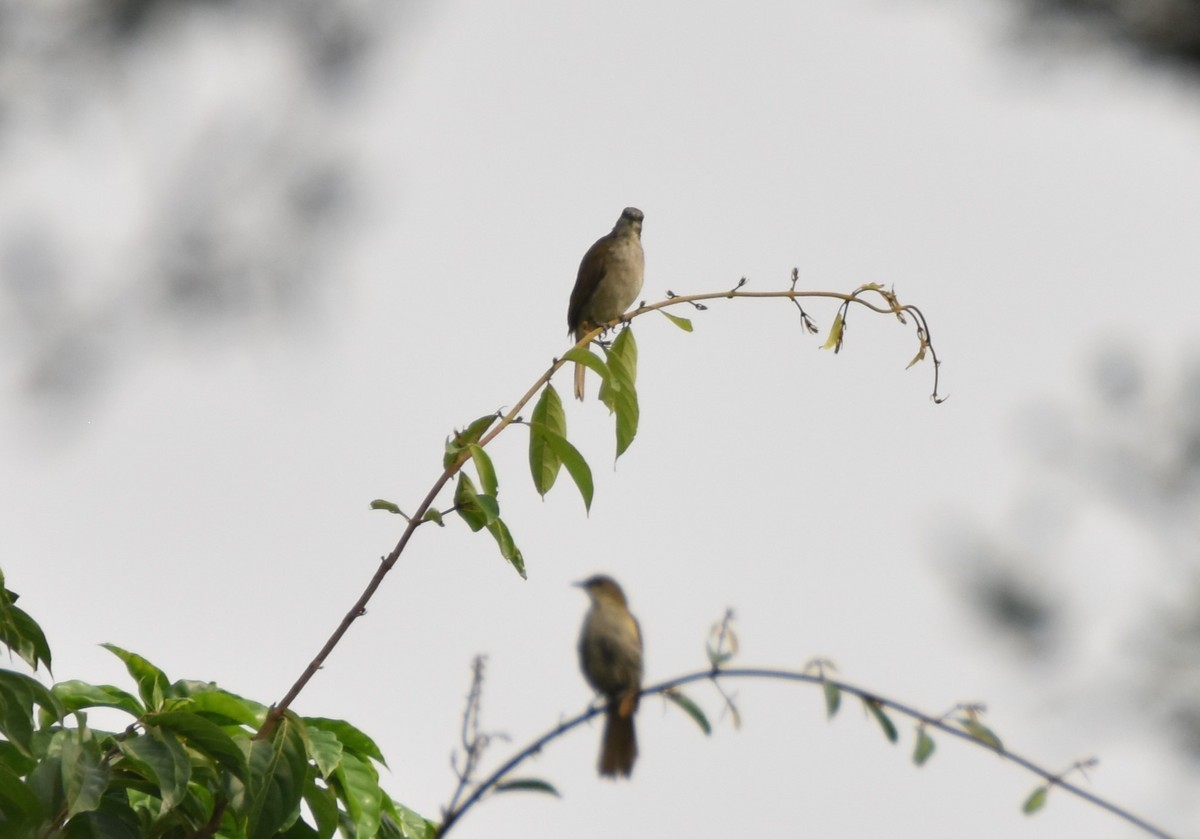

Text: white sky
xmin=3 ymin=1 xmax=1200 ymax=837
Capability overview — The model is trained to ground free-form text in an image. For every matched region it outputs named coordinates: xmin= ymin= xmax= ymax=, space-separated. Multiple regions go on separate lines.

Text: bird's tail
xmin=599 ymin=704 xmax=637 ymax=778
xmin=573 ymin=328 xmax=587 ymax=400
xmin=574 ymin=360 xmax=587 ymax=401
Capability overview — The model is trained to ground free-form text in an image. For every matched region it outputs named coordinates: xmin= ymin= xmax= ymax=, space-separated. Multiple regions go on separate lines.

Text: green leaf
xmin=467 ymin=444 xmax=498 ymax=498
xmin=528 ymin=422 xmax=594 ymax=512
xmin=1022 ymin=784 xmax=1048 ymax=815
xmin=906 ymin=343 xmax=927 ymax=370
xmin=0 ymin=689 xmax=34 ymax=760
xmin=302 ymin=775 xmax=339 ymax=839
xmin=658 ymin=310 xmax=694 ymax=332
xmin=959 ymin=717 xmax=1003 ymax=752
xmin=303 ymin=725 xmax=344 ymax=780
xmin=422 ymin=508 xmax=444 ymax=526
xmin=821 ymin=312 xmax=845 ymax=352
xmin=379 ymin=795 xmax=402 ymax=833
xmin=453 ymin=474 xmax=498 ymax=533
xmin=0 ymin=670 xmax=64 ymax=755
xmin=60 ymin=727 xmax=108 ymax=818
xmin=476 ymin=495 xmax=499 ymax=523
xmin=486 ymin=518 xmax=526 ymax=579
xmin=246 ymin=714 xmax=309 ymax=839
xmin=186 ymin=687 xmax=267 ymax=727
xmin=116 ymin=726 xmax=192 ymax=812
xmin=443 ymin=414 xmax=499 ymax=469
xmin=912 ymin=726 xmax=935 ymax=766
xmin=529 ymin=385 xmax=566 ymax=496
xmin=24 ymin=747 xmax=63 ymax=825
xmin=53 ymin=681 xmax=143 ymax=718
xmin=147 ymin=709 xmax=248 ymax=781
xmin=100 ymin=644 xmax=168 ymax=711
xmin=600 ymin=328 xmax=639 ymax=459
xmin=863 ymin=698 xmax=897 ymax=744
xmin=0 ymin=577 xmax=53 ymax=673
xmin=392 ymin=801 xmax=437 ymax=839
xmin=823 ymin=680 xmax=841 ymax=720
xmin=664 ymin=690 xmax=710 ymax=736
xmin=0 ymin=740 xmax=36 ymax=777
xmin=493 ymin=778 xmax=560 ymax=797
xmin=561 ymin=347 xmax=612 ymax=391
xmin=61 ymin=804 xmax=143 ymax=839
xmin=369 ymin=500 xmax=403 ymax=515
xmin=0 ymin=760 xmax=45 ymax=827
xmin=333 ymin=752 xmax=382 ymax=839
xmin=303 ymin=719 xmax=386 ymax=767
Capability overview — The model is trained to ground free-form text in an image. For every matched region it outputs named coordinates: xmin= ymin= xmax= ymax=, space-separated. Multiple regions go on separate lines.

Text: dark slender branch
xmin=256 ymin=464 xmax=453 ymax=738
xmin=436 ymin=667 xmax=1177 ymax=839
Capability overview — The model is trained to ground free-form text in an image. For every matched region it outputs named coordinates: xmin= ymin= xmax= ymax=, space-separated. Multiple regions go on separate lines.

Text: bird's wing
xmin=567 ymin=235 xmax=611 ymax=333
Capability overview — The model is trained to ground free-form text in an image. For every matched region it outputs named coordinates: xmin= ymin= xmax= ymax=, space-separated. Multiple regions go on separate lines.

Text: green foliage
xmin=863 ymin=698 xmax=898 ymax=744
xmin=442 ymin=328 xmax=643 ymax=575
xmin=912 ymin=726 xmax=935 ymax=766
xmin=821 ymin=312 xmax=845 ymax=353
xmin=483 ymin=518 xmax=525 ymax=579
xmin=0 ymin=572 xmax=52 ymax=673
xmin=492 ymin=778 xmax=559 ymax=797
xmin=453 ymin=472 xmax=525 ymax=578
xmin=0 ymin=579 xmax=434 ymax=839
xmin=598 ymin=329 xmax=639 ymax=459
xmin=823 ymin=681 xmax=841 ymax=720
xmin=527 ymin=420 xmax=593 ymax=513
xmin=528 ymin=383 xmax=567 ymax=497
xmin=443 ymin=415 xmax=498 ymax=469
xmin=0 ymin=670 xmax=63 ymax=755
xmin=560 ymin=347 xmax=611 ymax=390
xmin=958 ymin=716 xmax=1003 ymax=752
xmin=663 ymin=690 xmax=711 ymax=736
xmin=1023 ymin=784 xmax=1048 ymax=815
xmin=658 ymin=310 xmax=693 ymax=332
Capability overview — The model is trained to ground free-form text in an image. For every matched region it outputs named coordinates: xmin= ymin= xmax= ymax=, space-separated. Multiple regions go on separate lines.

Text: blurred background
xmin=3 ymin=1 xmax=1200 ymax=836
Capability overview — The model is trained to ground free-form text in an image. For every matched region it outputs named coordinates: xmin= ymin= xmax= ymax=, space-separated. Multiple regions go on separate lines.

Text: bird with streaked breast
xmin=576 ymin=574 xmax=644 ymax=778
xmin=566 ymin=207 xmax=645 ymax=400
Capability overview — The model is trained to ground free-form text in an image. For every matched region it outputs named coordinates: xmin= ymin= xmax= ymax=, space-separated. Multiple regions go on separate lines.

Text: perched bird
xmin=566 ymin=207 xmax=645 ymax=400
xmin=576 ymin=574 xmax=644 ymax=778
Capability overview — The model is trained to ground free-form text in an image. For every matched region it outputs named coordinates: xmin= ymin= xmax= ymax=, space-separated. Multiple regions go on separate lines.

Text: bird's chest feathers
xmin=587 ymin=240 xmax=644 ymax=321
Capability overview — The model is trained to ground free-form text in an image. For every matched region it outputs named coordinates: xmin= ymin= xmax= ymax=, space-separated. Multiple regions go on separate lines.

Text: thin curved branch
xmin=437 ymin=667 xmax=1177 ymax=839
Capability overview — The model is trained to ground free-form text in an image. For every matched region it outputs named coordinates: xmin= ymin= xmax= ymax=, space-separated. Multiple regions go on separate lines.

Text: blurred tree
xmin=0 ymin=0 xmax=396 ymax=406
xmin=1008 ymin=0 xmax=1200 ymax=73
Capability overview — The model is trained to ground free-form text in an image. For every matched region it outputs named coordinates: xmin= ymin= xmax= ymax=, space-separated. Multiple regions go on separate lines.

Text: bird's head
xmin=575 ymin=574 xmax=629 ymax=607
xmin=615 ymin=207 xmax=643 ymax=237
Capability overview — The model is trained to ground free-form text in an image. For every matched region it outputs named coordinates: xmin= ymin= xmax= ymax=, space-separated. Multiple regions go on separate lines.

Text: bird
xmin=566 ymin=207 xmax=645 ymax=400
xmin=576 ymin=574 xmax=644 ymax=778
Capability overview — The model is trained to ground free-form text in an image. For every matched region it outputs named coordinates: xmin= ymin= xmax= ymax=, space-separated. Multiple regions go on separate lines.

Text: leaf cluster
xmin=0 ymin=575 xmax=434 ymax=839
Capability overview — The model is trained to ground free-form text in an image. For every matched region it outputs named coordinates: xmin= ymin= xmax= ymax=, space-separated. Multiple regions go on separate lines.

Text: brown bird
xmin=566 ymin=207 xmax=645 ymax=400
xmin=576 ymin=574 xmax=644 ymax=778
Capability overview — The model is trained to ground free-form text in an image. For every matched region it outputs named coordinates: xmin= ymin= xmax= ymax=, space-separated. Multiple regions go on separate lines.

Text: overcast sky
xmin=3 ymin=1 xmax=1200 ymax=837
